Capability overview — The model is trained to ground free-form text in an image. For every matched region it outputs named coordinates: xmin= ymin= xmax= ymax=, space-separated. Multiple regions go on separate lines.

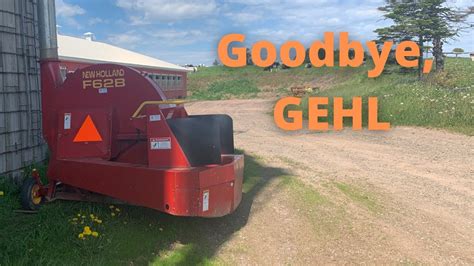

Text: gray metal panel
xmin=1 ymin=0 xmax=46 ymax=180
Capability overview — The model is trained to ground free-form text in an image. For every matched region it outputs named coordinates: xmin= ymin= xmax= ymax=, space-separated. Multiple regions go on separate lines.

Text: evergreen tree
xmin=375 ymin=0 xmax=472 ymax=76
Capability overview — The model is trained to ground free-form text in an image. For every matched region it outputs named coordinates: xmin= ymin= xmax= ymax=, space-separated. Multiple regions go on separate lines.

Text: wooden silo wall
xmin=0 ymin=0 xmax=47 ymax=181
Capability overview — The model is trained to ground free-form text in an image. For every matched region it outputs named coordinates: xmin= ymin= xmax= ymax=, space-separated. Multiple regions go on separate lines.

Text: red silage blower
xmin=20 ymin=1 xmax=243 ymax=218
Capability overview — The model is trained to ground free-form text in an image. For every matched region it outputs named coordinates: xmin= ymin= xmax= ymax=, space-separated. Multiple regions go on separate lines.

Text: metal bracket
xmin=131 ymin=99 xmax=188 ymax=118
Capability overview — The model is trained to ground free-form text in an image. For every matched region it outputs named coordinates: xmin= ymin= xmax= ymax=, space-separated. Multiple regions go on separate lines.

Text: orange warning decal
xmin=73 ymin=115 xmax=103 ymax=142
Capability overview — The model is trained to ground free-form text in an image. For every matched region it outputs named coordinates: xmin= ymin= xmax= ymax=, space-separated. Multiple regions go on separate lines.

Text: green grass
xmin=299 ymin=58 xmax=474 ymax=135
xmin=188 ymin=65 xmax=358 ymax=99
xmin=278 ymin=176 xmax=351 ymax=238
xmin=190 ymin=79 xmax=259 ymax=100
xmin=0 ymin=152 xmax=278 ymax=266
xmin=334 ymin=182 xmax=380 ymax=213
xmin=279 ymin=176 xmax=327 ymax=205
xmin=240 ymin=152 xmax=264 ymax=193
xmin=188 ymin=58 xmax=473 ymax=135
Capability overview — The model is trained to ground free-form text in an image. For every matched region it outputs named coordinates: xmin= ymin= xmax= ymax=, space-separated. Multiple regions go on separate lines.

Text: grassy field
xmin=0 ymin=151 xmax=292 ymax=265
xmin=188 ymin=58 xmax=473 ymax=135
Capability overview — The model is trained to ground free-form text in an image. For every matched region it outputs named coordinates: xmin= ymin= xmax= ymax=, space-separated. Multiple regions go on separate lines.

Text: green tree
xmin=429 ymin=4 xmax=472 ymax=71
xmin=375 ymin=0 xmax=473 ymax=76
xmin=212 ymin=59 xmax=219 ymax=66
xmin=452 ymin=47 xmax=464 ymax=57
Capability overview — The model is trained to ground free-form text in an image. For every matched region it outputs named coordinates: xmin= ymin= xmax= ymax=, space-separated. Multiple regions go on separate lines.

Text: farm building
xmin=57 ymin=34 xmax=189 ymax=99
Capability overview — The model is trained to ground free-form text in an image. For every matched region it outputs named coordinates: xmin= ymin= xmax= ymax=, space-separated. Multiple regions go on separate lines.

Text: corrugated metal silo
xmin=0 ymin=0 xmax=46 ymax=180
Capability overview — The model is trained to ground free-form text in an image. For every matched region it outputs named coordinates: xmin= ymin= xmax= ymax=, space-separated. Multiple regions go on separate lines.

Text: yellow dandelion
xmin=78 ymin=233 xmax=84 ymax=239
xmin=83 ymin=226 xmax=92 ymax=235
xmin=77 ymin=213 xmax=81 ymax=217
xmin=0 ymin=191 xmax=4 ymax=196
xmin=111 ymin=212 xmax=116 ymax=217
xmin=91 ymin=231 xmax=99 ymax=237
xmin=95 ymin=219 xmax=102 ymax=224
xmin=81 ymin=215 xmax=86 ymax=219
xmin=90 ymin=214 xmax=95 ymax=219
xmin=115 ymin=208 xmax=120 ymax=212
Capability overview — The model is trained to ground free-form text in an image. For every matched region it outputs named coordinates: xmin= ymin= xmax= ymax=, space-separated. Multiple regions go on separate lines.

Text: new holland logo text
xmin=82 ymin=68 xmax=126 ymax=89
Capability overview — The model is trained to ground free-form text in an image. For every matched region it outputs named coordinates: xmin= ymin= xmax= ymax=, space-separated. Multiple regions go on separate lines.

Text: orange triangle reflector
xmin=73 ymin=115 xmax=103 ymax=142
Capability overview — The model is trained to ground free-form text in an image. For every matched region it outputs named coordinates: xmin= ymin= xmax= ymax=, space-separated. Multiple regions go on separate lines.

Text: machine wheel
xmin=20 ymin=178 xmax=43 ymax=210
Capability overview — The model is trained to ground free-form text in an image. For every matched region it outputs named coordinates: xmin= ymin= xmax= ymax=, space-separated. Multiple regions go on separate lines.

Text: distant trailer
xmin=57 ymin=35 xmax=190 ymax=99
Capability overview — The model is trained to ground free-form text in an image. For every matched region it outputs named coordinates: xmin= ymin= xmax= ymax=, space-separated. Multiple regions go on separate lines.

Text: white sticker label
xmin=150 ymin=138 xmax=171 ymax=150
xmin=149 ymin=115 xmax=161 ymax=122
xmin=99 ymin=88 xmax=108 ymax=94
xmin=203 ymin=190 xmax=209 ymax=212
xmin=64 ymin=113 xmax=71 ymax=129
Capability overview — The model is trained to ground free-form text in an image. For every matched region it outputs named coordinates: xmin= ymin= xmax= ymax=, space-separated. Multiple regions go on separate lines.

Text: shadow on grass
xmin=0 ymin=152 xmax=288 ymax=265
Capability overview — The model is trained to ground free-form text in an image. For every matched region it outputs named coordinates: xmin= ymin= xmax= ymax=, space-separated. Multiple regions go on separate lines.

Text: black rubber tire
xmin=20 ymin=178 xmax=43 ymax=211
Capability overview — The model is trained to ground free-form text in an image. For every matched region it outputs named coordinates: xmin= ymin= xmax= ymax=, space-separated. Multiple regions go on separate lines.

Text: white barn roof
xmin=57 ymin=35 xmax=188 ymax=72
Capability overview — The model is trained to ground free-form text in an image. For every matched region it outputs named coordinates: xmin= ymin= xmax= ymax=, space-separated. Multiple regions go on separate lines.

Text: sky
xmin=55 ymin=0 xmax=474 ymax=66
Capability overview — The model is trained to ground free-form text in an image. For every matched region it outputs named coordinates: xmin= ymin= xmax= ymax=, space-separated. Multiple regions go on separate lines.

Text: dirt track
xmin=187 ymin=99 xmax=473 ymax=264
